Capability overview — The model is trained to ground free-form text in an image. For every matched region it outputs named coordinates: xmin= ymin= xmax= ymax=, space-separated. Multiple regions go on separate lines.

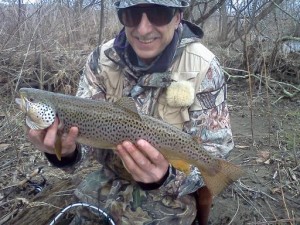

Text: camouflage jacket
xmin=48 ymin=20 xmax=234 ymax=225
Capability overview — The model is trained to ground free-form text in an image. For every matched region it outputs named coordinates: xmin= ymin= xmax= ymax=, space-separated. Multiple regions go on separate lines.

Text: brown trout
xmin=16 ymin=88 xmax=244 ymax=195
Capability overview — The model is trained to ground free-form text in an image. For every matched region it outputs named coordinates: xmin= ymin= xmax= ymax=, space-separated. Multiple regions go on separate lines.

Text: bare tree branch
xmin=194 ymin=0 xmax=227 ymax=24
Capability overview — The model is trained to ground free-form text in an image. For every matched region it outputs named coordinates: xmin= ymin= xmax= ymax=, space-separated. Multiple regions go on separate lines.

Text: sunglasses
xmin=117 ymin=5 xmax=178 ymax=27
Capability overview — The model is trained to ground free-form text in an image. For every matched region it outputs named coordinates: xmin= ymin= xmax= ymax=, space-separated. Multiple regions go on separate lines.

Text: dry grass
xmin=0 ymin=3 xmax=121 ymax=96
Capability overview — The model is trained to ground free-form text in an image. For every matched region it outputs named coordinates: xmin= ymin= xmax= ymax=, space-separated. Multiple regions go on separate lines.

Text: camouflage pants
xmin=71 ymin=168 xmax=197 ymax=225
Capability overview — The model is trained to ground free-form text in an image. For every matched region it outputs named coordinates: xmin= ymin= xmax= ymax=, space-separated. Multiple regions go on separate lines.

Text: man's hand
xmin=116 ymin=139 xmax=169 ymax=183
xmin=27 ymin=117 xmax=79 ymax=158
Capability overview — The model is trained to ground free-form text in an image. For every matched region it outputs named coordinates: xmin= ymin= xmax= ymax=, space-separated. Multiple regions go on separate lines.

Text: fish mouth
xmin=15 ymin=93 xmax=27 ymax=112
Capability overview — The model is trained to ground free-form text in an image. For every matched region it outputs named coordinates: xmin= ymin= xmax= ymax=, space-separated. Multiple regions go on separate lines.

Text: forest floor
xmin=0 ymin=79 xmax=299 ymax=225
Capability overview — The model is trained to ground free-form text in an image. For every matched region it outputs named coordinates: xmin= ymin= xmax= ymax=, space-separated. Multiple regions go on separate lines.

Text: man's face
xmin=122 ymin=5 xmax=181 ymax=64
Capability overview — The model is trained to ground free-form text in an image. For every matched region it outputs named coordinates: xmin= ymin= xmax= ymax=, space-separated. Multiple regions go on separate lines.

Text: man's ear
xmin=174 ymin=11 xmax=182 ymax=29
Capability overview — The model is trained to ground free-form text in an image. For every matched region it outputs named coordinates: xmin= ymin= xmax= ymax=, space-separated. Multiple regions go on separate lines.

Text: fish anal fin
xmin=199 ymin=159 xmax=245 ymax=196
xmin=169 ymin=159 xmax=191 ymax=174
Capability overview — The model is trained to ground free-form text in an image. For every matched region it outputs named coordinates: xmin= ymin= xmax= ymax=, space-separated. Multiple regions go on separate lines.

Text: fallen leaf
xmin=272 ymin=171 xmax=278 ymax=179
xmin=271 ymin=187 xmax=281 ymax=194
xmin=235 ymin=145 xmax=250 ymax=149
xmin=0 ymin=144 xmax=10 ymax=151
xmin=256 ymin=150 xmax=271 ymax=163
xmin=288 ymin=168 xmax=297 ymax=181
xmin=256 ymin=158 xmax=264 ymax=163
xmin=16 ymin=198 xmax=29 ymax=205
xmin=258 ymin=151 xmax=270 ymax=159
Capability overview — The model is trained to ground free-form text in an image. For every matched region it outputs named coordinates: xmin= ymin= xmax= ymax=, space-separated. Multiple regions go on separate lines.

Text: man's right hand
xmin=27 ymin=117 xmax=79 ymax=158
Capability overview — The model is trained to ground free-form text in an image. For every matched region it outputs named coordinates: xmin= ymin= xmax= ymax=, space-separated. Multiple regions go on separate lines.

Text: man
xmin=27 ymin=0 xmax=234 ymax=224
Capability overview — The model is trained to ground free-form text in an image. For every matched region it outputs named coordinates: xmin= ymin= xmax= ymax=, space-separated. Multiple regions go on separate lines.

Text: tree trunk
xmin=218 ymin=3 xmax=228 ymax=42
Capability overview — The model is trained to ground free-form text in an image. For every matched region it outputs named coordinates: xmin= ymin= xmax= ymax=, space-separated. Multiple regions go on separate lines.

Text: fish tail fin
xmin=199 ymin=159 xmax=245 ymax=196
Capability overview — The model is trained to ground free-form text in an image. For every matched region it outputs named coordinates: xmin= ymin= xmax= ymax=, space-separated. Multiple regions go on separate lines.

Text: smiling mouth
xmin=137 ymin=37 xmax=158 ymax=44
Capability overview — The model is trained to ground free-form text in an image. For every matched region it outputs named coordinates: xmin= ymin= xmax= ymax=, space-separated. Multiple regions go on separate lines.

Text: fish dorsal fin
xmin=114 ymin=97 xmax=141 ymax=119
xmin=192 ymin=135 xmax=202 ymax=145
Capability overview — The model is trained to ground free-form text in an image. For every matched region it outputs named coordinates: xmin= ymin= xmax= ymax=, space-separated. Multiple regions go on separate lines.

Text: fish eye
xmin=29 ymin=97 xmax=34 ymax=102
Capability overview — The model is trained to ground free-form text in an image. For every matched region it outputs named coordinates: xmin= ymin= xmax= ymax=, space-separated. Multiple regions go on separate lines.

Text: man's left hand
xmin=116 ymin=139 xmax=169 ymax=184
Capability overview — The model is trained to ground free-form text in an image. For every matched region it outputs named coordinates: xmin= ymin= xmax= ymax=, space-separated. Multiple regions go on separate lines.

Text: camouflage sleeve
xmin=156 ymin=58 xmax=234 ymax=196
xmin=184 ymin=57 xmax=234 ymax=158
xmin=76 ymin=47 xmax=106 ymax=99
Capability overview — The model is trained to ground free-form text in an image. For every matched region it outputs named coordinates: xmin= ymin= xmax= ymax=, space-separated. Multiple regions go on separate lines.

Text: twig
xmin=293 ymin=134 xmax=299 ymax=167
xmin=227 ymin=196 xmax=240 ymax=225
xmin=223 ymin=70 xmax=300 ymax=97
xmin=271 ymin=1 xmax=300 ymax=24
xmin=236 ymin=180 xmax=278 ymax=202
xmin=0 ymin=184 xmax=18 ymax=191
xmin=228 ymin=153 xmax=246 ymax=162
xmin=18 ymin=167 xmax=44 ymax=186
xmin=277 ymin=163 xmax=293 ymax=225
xmin=0 ymin=168 xmax=42 ymax=200
xmin=51 ymin=189 xmax=76 ymax=198
xmin=276 ymin=131 xmax=283 ymax=151
xmin=264 ymin=199 xmax=278 ymax=221
xmin=272 ymin=95 xmax=285 ymax=105
xmin=275 ymin=81 xmax=300 ymax=92
xmin=97 ymin=0 xmax=105 ymax=46
xmin=261 ymin=44 xmax=271 ymax=145
xmin=0 ymin=160 xmax=14 ymax=170
xmin=0 ymin=153 xmax=8 ymax=160
xmin=223 ymin=66 xmax=248 ymax=74
xmin=247 ymin=218 xmax=300 ymax=225
xmin=244 ymin=24 xmax=255 ymax=144
xmin=0 ymin=209 xmax=19 ymax=225
xmin=28 ymin=201 xmax=62 ymax=209
xmin=234 ymin=183 xmax=267 ymax=222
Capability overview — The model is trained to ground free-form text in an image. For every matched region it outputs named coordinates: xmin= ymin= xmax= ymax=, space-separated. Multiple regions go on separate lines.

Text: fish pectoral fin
xmin=168 ymin=159 xmax=191 ymax=175
xmin=54 ymin=136 xmax=62 ymax=161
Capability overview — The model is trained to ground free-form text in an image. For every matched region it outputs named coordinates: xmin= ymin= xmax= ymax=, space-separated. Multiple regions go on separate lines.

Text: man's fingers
xmin=27 ymin=128 xmax=54 ymax=154
xmin=28 ymin=128 xmax=45 ymax=141
xmin=116 ymin=142 xmax=145 ymax=181
xmin=60 ymin=127 xmax=79 ymax=156
xmin=116 ymin=140 xmax=170 ymax=183
xmin=135 ymin=139 xmax=169 ymax=183
xmin=136 ymin=139 xmax=167 ymax=166
xmin=26 ymin=117 xmax=78 ymax=157
xmin=63 ymin=127 xmax=79 ymax=144
xmin=124 ymin=141 xmax=153 ymax=168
